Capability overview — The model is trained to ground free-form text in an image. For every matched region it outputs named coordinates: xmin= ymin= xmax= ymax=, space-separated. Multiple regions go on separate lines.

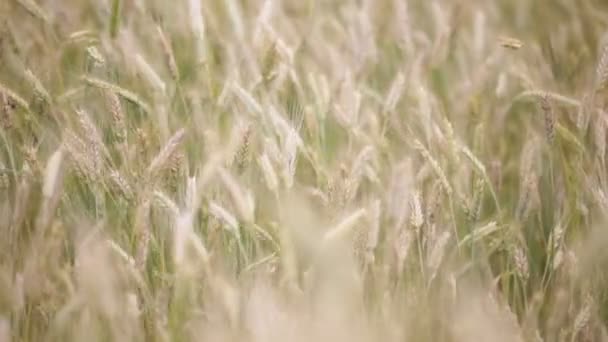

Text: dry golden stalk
xmin=490 ymin=159 xmax=502 ymax=192
xmin=413 ymin=139 xmax=453 ymax=195
xmin=24 ymin=69 xmax=51 ymax=104
xmin=595 ymin=35 xmax=608 ymax=90
xmin=169 ymin=152 xmax=185 ymax=179
xmin=83 ymin=76 xmax=151 ymax=114
xmin=0 ymin=83 xmax=28 ymax=112
xmin=75 ymin=109 xmax=106 ymax=170
xmin=15 ymin=0 xmax=51 ymax=23
xmin=323 ymin=207 xmax=367 ymax=245
xmin=384 ymin=71 xmax=405 ymax=113
xmin=540 ymin=94 xmax=555 ymax=143
xmin=366 ymin=199 xmax=381 ymax=260
xmin=573 ymin=295 xmax=593 ymax=340
xmin=551 ymin=223 xmax=565 ymax=251
xmin=594 ymin=114 xmax=606 ymax=165
xmin=11 ymin=165 xmax=32 ymax=236
xmin=427 ymin=230 xmax=451 ymax=280
xmin=64 ymin=130 xmax=101 ymax=182
xmin=498 ymin=36 xmax=524 ymax=50
xmin=105 ymin=90 xmax=127 ymax=143
xmin=234 ymin=124 xmax=252 ymax=172
xmin=549 ymin=223 xmax=565 ymax=270
xmin=42 ymin=148 xmax=64 ymax=199
xmin=21 ymin=145 xmax=40 ymax=176
xmin=37 ymin=147 xmax=65 ymax=232
xmin=157 ymin=25 xmax=179 ymax=81
xmin=109 ymin=169 xmax=134 ymax=201
xmin=426 ymin=180 xmax=443 ymax=225
xmin=135 ymin=53 xmax=166 ymax=93
xmin=134 ymin=198 xmax=152 ymax=271
xmin=516 ymin=173 xmax=538 ymax=221
xmin=352 ymin=222 xmax=368 ymax=266
xmin=409 ymin=190 xmax=424 ymax=229
xmin=0 ymin=171 xmax=8 ymax=190
xmin=469 ymin=177 xmax=485 ymax=222
xmin=0 ymin=92 xmax=14 ymax=129
xmin=394 ymin=227 xmax=413 ymax=272
xmin=86 ymin=46 xmax=106 ymax=67
xmin=257 ymin=153 xmax=278 ymax=192
xmin=261 ymin=42 xmax=279 ymax=82
xmin=136 ymin=128 xmax=150 ymax=157
xmin=145 ymin=128 xmax=186 ymax=182
xmin=513 ymin=245 xmax=529 ymax=281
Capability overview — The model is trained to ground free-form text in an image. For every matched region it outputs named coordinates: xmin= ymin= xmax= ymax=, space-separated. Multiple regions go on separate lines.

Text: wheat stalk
xmin=394 ymin=226 xmax=413 ymax=272
xmin=188 ymin=0 xmax=206 ymax=64
xmin=108 ymin=169 xmax=133 ymax=201
xmin=573 ymin=295 xmax=592 ymax=340
xmin=512 ymin=245 xmax=529 ymax=281
xmin=540 ymin=94 xmax=555 ymax=143
xmin=458 ymin=221 xmax=500 ymax=247
xmin=233 ymin=123 xmax=252 ymax=172
xmin=74 ymin=108 xmax=107 ymax=169
xmin=42 ymin=147 xmax=64 ymax=199
xmin=0 ymin=167 xmax=8 ymax=191
xmin=153 ymin=190 xmax=179 ymax=217
xmin=208 ymin=201 xmax=239 ymax=234
xmin=427 ymin=230 xmax=451 ymax=281
xmin=258 ymin=153 xmax=278 ymax=192
xmin=413 ymin=139 xmax=453 ymax=195
xmin=157 ymin=26 xmax=179 ymax=81
xmin=15 ymin=0 xmax=51 ymax=24
xmin=134 ymin=198 xmax=152 ymax=271
xmin=64 ymin=130 xmax=100 ymax=182
xmin=232 ymin=82 xmax=263 ymax=116
xmin=24 ymin=69 xmax=51 ymax=104
xmin=322 ymin=207 xmax=367 ymax=245
xmin=595 ymin=33 xmax=608 ymax=90
xmin=105 ymin=90 xmax=127 ymax=143
xmin=594 ymin=114 xmax=607 ymax=165
xmin=384 ymin=71 xmax=406 ymax=113
xmin=83 ymin=76 xmax=151 ymax=114
xmin=217 ymin=167 xmax=255 ymax=224
xmin=135 ymin=53 xmax=166 ymax=93
xmin=0 ymin=82 xmax=29 ymax=111
xmin=145 ymin=128 xmax=186 ymax=181
xmin=85 ymin=46 xmax=106 ymax=67
xmin=409 ymin=190 xmax=424 ymax=229
xmin=514 ymin=90 xmax=580 ymax=108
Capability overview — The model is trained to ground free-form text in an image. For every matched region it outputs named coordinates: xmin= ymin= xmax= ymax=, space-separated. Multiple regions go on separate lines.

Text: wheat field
xmin=1 ymin=0 xmax=608 ymax=341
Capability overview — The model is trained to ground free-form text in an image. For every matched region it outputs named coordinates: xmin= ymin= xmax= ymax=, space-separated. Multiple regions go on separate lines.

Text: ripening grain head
xmin=3 ymin=1 xmax=608 ymax=341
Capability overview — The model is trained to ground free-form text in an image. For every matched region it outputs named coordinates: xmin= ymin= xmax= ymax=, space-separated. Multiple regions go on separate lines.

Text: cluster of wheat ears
xmin=2 ymin=0 xmax=608 ymax=341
